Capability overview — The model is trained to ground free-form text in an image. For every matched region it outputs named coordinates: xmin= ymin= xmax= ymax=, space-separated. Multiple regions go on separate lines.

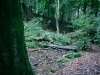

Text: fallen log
xmin=45 ymin=44 xmax=77 ymax=50
xmin=25 ymin=35 xmax=53 ymax=42
xmin=27 ymin=48 xmax=49 ymax=52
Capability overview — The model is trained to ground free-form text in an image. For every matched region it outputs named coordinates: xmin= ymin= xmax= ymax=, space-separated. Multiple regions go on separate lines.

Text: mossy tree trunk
xmin=0 ymin=0 xmax=33 ymax=75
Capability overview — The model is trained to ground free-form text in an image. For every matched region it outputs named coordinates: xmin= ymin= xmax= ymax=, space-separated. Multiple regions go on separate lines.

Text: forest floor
xmin=28 ymin=44 xmax=100 ymax=75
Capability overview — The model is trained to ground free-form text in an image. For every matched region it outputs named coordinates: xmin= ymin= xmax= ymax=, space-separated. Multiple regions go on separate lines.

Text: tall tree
xmin=91 ymin=0 xmax=98 ymax=16
xmin=21 ymin=0 xmax=28 ymax=14
xmin=33 ymin=0 xmax=37 ymax=13
xmin=55 ymin=0 xmax=60 ymax=34
xmin=0 ymin=0 xmax=33 ymax=75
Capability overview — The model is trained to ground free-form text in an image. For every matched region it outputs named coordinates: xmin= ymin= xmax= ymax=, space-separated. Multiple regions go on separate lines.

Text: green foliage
xmin=26 ymin=41 xmax=39 ymax=48
xmin=74 ymin=51 xmax=82 ymax=58
xmin=96 ymin=27 xmax=100 ymax=43
xmin=67 ymin=50 xmax=81 ymax=59
xmin=58 ymin=57 xmax=69 ymax=63
xmin=24 ymin=18 xmax=71 ymax=48
xmin=50 ymin=68 xmax=57 ymax=73
xmin=67 ymin=50 xmax=76 ymax=59
xmin=23 ymin=0 xmax=100 ymax=49
xmin=95 ymin=16 xmax=100 ymax=44
xmin=58 ymin=50 xmax=82 ymax=63
xmin=72 ymin=15 xmax=97 ymax=30
xmin=67 ymin=14 xmax=98 ymax=50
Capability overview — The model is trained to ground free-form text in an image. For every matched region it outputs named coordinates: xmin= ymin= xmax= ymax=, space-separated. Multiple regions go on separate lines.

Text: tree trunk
xmin=77 ymin=5 xmax=80 ymax=18
xmin=29 ymin=0 xmax=33 ymax=12
xmin=55 ymin=0 xmax=60 ymax=35
xmin=33 ymin=0 xmax=37 ymax=13
xmin=0 ymin=0 xmax=33 ymax=75
xmin=95 ymin=0 xmax=98 ymax=16
xmin=91 ymin=0 xmax=98 ymax=16
xmin=60 ymin=4 xmax=65 ymax=22
xmin=68 ymin=6 xmax=71 ymax=21
xmin=36 ymin=0 xmax=39 ymax=13
xmin=21 ymin=0 xmax=28 ymax=14
xmin=83 ymin=1 xmax=87 ymax=14
xmin=47 ymin=3 xmax=50 ymax=17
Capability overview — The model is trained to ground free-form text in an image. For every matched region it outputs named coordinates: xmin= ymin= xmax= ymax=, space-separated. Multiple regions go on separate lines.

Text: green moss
xmin=58 ymin=57 xmax=69 ymax=63
xmin=74 ymin=52 xmax=82 ymax=58
xmin=67 ymin=51 xmax=82 ymax=59
xmin=50 ymin=68 xmax=57 ymax=73
xmin=67 ymin=50 xmax=76 ymax=59
xmin=57 ymin=51 xmax=82 ymax=64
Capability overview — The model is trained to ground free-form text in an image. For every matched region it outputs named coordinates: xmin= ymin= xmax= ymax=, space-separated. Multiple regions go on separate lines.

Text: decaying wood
xmin=45 ymin=44 xmax=76 ymax=50
xmin=27 ymin=48 xmax=49 ymax=52
xmin=34 ymin=37 xmax=43 ymax=40
xmin=62 ymin=53 xmax=74 ymax=58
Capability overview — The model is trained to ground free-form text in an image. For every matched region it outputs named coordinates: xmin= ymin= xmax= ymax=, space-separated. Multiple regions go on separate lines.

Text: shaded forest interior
xmin=23 ymin=11 xmax=73 ymax=33
xmin=2 ymin=0 xmax=100 ymax=75
xmin=22 ymin=0 xmax=100 ymax=75
xmin=23 ymin=0 xmax=100 ymax=50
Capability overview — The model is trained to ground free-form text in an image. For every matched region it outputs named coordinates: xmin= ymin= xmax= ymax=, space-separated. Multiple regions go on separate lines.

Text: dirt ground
xmin=28 ymin=45 xmax=100 ymax=75
xmin=61 ymin=52 xmax=100 ymax=75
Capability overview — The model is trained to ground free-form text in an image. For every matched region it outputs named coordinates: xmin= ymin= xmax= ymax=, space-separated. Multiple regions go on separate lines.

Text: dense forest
xmin=23 ymin=0 xmax=100 ymax=49
xmin=0 ymin=0 xmax=100 ymax=75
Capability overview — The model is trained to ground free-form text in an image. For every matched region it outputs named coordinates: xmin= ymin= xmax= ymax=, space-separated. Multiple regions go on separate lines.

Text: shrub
xmin=57 ymin=50 xmax=82 ymax=63
xmin=67 ymin=14 xmax=98 ymax=50
xmin=24 ymin=18 xmax=71 ymax=48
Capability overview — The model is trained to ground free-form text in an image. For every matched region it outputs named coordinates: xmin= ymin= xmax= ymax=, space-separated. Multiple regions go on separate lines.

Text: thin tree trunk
xmin=33 ymin=0 xmax=37 ymax=13
xmin=83 ymin=1 xmax=87 ymax=14
xmin=95 ymin=0 xmax=98 ymax=16
xmin=36 ymin=0 xmax=39 ymax=13
xmin=55 ymin=0 xmax=60 ymax=34
xmin=77 ymin=5 xmax=80 ymax=18
xmin=60 ymin=4 xmax=65 ymax=22
xmin=68 ymin=6 xmax=71 ymax=21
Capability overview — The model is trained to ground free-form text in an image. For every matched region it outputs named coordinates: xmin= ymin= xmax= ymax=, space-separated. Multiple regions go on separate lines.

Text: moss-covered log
xmin=0 ymin=0 xmax=33 ymax=75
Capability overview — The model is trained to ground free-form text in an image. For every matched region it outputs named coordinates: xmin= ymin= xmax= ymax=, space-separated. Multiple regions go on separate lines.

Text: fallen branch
xmin=45 ymin=44 xmax=76 ymax=50
xmin=27 ymin=48 xmax=49 ymax=52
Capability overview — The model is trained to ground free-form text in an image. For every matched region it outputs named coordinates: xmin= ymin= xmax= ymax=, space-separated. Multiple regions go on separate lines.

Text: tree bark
xmin=33 ymin=0 xmax=37 ymax=13
xmin=55 ymin=0 xmax=60 ymax=35
xmin=0 ymin=0 xmax=33 ymax=75
xmin=83 ymin=1 xmax=87 ymax=14
xmin=95 ymin=0 xmax=98 ymax=16
xmin=91 ymin=0 xmax=98 ymax=16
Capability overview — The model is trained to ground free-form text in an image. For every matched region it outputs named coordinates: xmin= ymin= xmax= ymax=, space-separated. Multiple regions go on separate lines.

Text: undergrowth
xmin=67 ymin=14 xmax=100 ymax=50
xmin=58 ymin=50 xmax=82 ymax=63
xmin=24 ymin=17 xmax=71 ymax=48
